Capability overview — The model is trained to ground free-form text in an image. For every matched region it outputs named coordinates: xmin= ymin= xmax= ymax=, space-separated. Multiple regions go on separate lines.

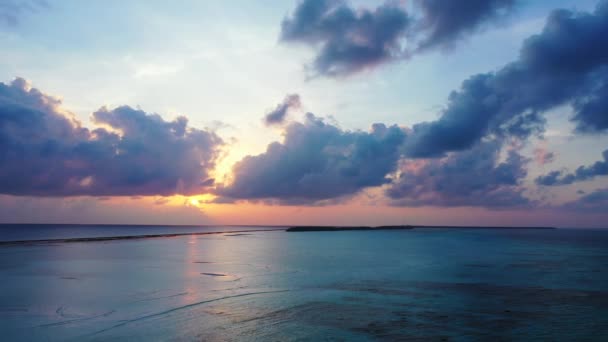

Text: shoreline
xmin=0 ymin=225 xmax=558 ymax=246
xmin=286 ymin=225 xmax=556 ymax=232
xmin=0 ymin=228 xmax=280 ymax=246
xmin=286 ymin=225 xmax=414 ymax=232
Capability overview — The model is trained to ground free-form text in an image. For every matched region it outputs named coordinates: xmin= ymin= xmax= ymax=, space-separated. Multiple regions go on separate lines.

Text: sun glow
xmin=182 ymin=193 xmax=217 ymax=208
xmin=189 ymin=198 xmax=200 ymax=206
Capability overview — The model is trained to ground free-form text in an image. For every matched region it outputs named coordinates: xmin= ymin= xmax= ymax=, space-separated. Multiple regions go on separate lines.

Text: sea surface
xmin=0 ymin=225 xmax=607 ymax=341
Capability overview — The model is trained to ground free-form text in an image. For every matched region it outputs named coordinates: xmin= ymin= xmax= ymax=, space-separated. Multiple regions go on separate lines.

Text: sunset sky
xmin=1 ymin=0 xmax=607 ymax=227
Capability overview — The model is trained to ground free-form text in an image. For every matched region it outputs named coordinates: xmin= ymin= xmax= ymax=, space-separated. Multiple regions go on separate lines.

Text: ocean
xmin=0 ymin=225 xmax=607 ymax=341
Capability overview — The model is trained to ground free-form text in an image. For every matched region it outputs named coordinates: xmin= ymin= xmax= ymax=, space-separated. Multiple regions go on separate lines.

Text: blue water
xmin=0 ymin=227 xmax=607 ymax=340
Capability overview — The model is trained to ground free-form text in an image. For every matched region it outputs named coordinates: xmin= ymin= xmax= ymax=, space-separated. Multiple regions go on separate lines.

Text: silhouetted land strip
xmin=286 ymin=225 xmax=555 ymax=232
xmin=411 ymin=225 xmax=555 ymax=229
xmin=286 ymin=226 xmax=414 ymax=232
xmin=0 ymin=229 xmax=279 ymax=246
xmin=0 ymin=225 xmax=556 ymax=245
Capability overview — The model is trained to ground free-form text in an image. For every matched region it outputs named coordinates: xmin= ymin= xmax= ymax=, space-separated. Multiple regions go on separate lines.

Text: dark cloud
xmin=264 ymin=94 xmax=301 ymax=126
xmin=562 ymin=188 xmax=608 ymax=213
xmin=280 ymin=0 xmax=516 ymax=77
xmin=572 ymin=70 xmax=608 ymax=133
xmin=280 ymin=0 xmax=410 ymax=77
xmin=219 ymin=1 xmax=608 ymax=206
xmin=215 ymin=113 xmax=405 ymax=204
xmin=0 ymin=78 xmax=224 ymax=196
xmin=0 ymin=0 xmax=47 ymax=26
xmin=414 ymin=0 xmax=515 ymax=52
xmin=535 ymin=148 xmax=608 ymax=186
xmin=405 ymin=2 xmax=608 ymax=157
xmin=387 ymin=140 xmax=530 ymax=208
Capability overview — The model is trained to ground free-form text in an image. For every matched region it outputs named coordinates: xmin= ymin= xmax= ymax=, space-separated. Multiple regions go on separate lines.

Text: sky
xmin=1 ymin=0 xmax=607 ymax=227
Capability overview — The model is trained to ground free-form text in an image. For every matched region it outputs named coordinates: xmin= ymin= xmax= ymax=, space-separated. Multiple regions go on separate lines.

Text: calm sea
xmin=0 ymin=226 xmax=606 ymax=340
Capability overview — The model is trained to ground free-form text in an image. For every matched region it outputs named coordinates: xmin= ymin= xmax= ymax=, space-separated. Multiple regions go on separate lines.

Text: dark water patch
xmin=0 ymin=306 xmax=28 ymax=313
xmin=226 ymin=300 xmax=460 ymax=340
xmin=505 ymin=258 xmax=583 ymax=271
xmin=201 ymin=273 xmax=227 ymax=277
xmin=412 ymin=281 xmax=608 ymax=306
xmin=465 ymin=263 xmax=492 ymax=268
xmin=201 ymin=273 xmax=242 ymax=282
xmin=302 ymin=280 xmax=608 ymax=339
xmin=326 ymin=281 xmax=432 ymax=299
xmin=90 ymin=289 xmax=290 ymax=336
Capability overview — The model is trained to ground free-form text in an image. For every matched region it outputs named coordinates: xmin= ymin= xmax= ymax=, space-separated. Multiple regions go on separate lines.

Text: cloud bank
xmin=387 ymin=140 xmax=530 ymax=208
xmin=216 ymin=113 xmax=405 ymax=203
xmin=0 ymin=78 xmax=223 ymax=196
xmin=562 ymin=187 xmax=608 ymax=213
xmin=405 ymin=2 xmax=608 ymax=157
xmin=280 ymin=0 xmax=515 ymax=77
xmin=219 ymin=2 xmax=608 ymax=208
xmin=2 ymin=2 xmax=607 ymax=217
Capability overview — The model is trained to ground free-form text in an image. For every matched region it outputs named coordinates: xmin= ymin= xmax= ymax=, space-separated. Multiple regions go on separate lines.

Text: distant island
xmin=286 ymin=226 xmax=414 ymax=232
xmin=0 ymin=225 xmax=558 ymax=245
xmin=286 ymin=225 xmax=556 ymax=232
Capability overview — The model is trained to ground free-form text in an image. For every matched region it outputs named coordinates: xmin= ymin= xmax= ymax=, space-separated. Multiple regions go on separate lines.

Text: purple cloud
xmin=0 ymin=78 xmax=224 ymax=196
xmin=562 ymin=188 xmax=608 ymax=213
xmin=281 ymin=0 xmax=410 ymax=77
xmin=216 ymin=2 xmax=608 ymax=208
xmin=215 ymin=113 xmax=406 ymax=204
xmin=414 ymin=0 xmax=515 ymax=52
xmin=280 ymin=0 xmax=515 ymax=77
xmin=405 ymin=2 xmax=608 ymax=157
xmin=387 ymin=140 xmax=531 ymax=208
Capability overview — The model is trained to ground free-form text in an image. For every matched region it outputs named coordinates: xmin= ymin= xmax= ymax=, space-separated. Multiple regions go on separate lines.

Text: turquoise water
xmin=0 ymin=227 xmax=607 ymax=340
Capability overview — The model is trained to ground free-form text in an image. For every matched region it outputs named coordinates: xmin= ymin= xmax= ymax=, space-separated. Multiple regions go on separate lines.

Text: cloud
xmin=535 ymin=148 xmax=608 ymax=186
xmin=0 ymin=0 xmax=47 ymax=26
xmin=264 ymin=94 xmax=301 ymax=126
xmin=0 ymin=78 xmax=224 ymax=196
xmin=414 ymin=0 xmax=515 ymax=52
xmin=280 ymin=0 xmax=410 ymax=77
xmin=215 ymin=113 xmax=405 ymax=204
xmin=572 ymin=71 xmax=608 ymax=133
xmin=218 ymin=0 xmax=608 ymax=206
xmin=562 ymin=188 xmax=608 ymax=213
xmin=405 ymin=2 xmax=608 ymax=157
xmin=239 ymin=2 xmax=608 ymax=208
xmin=387 ymin=140 xmax=531 ymax=208
xmin=280 ymin=0 xmax=515 ymax=77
